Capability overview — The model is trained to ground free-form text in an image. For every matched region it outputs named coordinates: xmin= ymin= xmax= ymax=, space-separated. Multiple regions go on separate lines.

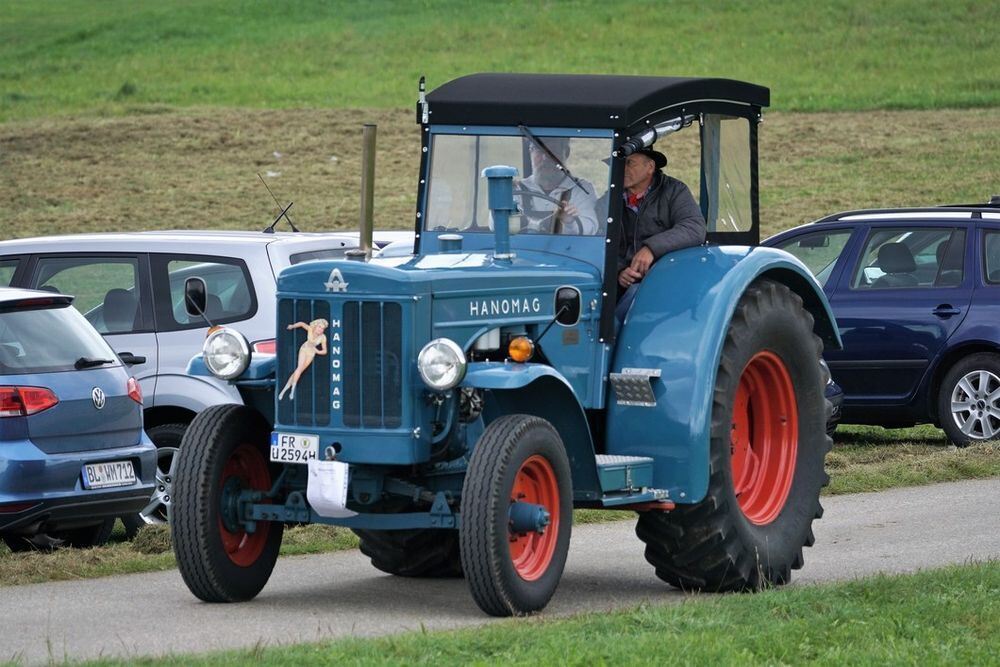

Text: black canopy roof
xmin=425 ymin=73 xmax=770 ymax=129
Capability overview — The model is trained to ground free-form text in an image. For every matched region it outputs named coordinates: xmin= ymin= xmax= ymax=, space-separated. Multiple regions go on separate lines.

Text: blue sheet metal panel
xmin=605 ymin=245 xmax=838 ymax=504
xmin=463 ymin=363 xmax=603 ymax=500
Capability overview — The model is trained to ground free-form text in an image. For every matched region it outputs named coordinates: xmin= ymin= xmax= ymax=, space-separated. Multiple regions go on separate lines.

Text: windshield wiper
xmin=75 ymin=356 xmax=115 ymax=370
xmin=517 ymin=125 xmax=591 ymax=196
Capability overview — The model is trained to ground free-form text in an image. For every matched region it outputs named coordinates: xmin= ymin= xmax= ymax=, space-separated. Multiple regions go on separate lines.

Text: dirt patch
xmin=0 ymin=108 xmax=996 ymax=240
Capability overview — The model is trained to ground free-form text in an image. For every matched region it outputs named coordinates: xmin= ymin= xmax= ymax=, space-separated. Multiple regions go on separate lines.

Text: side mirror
xmin=554 ymin=287 xmax=581 ymax=326
xmin=184 ymin=277 xmax=207 ymax=319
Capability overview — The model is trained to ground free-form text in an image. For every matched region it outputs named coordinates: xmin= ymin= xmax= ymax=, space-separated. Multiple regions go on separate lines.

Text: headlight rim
xmin=417 ymin=337 xmax=467 ymax=391
xmin=202 ymin=327 xmax=251 ymax=380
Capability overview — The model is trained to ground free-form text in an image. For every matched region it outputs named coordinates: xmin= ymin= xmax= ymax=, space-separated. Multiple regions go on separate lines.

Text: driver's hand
xmin=630 ymin=246 xmax=655 ymax=276
xmin=561 ymin=202 xmax=579 ymax=218
xmin=618 ymin=266 xmax=643 ymax=288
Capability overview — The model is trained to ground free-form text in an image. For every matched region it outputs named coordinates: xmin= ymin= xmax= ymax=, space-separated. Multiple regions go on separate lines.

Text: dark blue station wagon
xmin=0 ymin=289 xmax=156 ymax=550
xmin=765 ymin=198 xmax=1000 ymax=446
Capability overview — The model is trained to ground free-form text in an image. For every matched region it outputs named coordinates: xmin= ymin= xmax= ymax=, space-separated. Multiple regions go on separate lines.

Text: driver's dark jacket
xmin=618 ymin=171 xmax=706 ymax=273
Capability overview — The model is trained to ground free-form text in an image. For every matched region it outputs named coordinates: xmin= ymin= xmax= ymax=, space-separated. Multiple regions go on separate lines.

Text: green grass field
xmin=79 ymin=560 xmax=999 ymax=666
xmin=1 ymin=0 xmax=998 ymax=122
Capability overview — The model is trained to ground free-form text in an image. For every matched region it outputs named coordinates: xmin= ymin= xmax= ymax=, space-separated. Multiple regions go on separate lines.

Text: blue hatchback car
xmin=0 ymin=289 xmax=156 ymax=550
xmin=764 ymin=198 xmax=1000 ymax=446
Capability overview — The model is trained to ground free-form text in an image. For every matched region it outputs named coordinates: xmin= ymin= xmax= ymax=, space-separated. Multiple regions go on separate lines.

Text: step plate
xmin=609 ymin=368 xmax=661 ymax=407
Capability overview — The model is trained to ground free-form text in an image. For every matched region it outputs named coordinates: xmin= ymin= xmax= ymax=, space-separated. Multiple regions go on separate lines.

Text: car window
xmin=773 ymin=230 xmax=852 ymax=287
xmin=984 ymin=231 xmax=1000 ymax=284
xmin=0 ymin=259 xmax=18 ymax=287
xmin=0 ymin=303 xmax=118 ymax=374
xmin=289 ymin=248 xmax=352 ymax=265
xmin=851 ymin=227 xmax=965 ymax=289
xmin=32 ymin=257 xmax=141 ymax=334
xmin=161 ymin=257 xmax=255 ymax=329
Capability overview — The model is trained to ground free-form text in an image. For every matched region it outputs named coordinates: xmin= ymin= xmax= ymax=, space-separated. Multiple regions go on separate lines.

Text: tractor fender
xmin=463 ymin=363 xmax=602 ymax=501
xmin=606 ymin=244 xmax=840 ymax=504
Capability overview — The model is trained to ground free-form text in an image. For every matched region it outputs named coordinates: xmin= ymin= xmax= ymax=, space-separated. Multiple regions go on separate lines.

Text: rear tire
xmin=172 ymin=405 xmax=283 ymax=602
xmin=938 ymin=353 xmax=1000 ymax=447
xmin=354 ymin=528 xmax=463 ymax=578
xmin=636 ymin=279 xmax=830 ymax=591
xmin=460 ymin=415 xmax=572 ymax=616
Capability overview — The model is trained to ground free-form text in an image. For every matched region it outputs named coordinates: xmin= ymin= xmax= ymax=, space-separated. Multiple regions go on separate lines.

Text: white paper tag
xmin=306 ymin=459 xmax=357 ymax=518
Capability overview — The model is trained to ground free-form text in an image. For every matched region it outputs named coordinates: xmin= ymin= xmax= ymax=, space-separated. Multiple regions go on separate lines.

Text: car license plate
xmin=82 ymin=460 xmax=137 ymax=490
xmin=270 ymin=432 xmax=319 ymax=464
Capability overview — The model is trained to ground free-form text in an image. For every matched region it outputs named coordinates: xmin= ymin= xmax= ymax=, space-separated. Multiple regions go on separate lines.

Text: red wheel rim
xmin=730 ymin=351 xmax=799 ymax=525
xmin=508 ymin=455 xmax=560 ymax=581
xmin=218 ymin=444 xmax=272 ymax=566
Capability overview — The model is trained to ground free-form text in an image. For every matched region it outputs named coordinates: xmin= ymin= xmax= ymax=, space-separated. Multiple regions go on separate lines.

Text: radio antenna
xmin=258 ymin=173 xmax=300 ymax=233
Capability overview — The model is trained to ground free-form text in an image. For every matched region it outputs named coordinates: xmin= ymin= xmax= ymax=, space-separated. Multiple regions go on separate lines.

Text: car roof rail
xmin=814 ymin=206 xmax=994 ymax=224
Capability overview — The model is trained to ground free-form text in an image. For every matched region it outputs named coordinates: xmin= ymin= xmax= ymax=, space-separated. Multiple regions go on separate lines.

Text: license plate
xmin=270 ymin=432 xmax=319 ymax=464
xmin=82 ymin=460 xmax=137 ymax=490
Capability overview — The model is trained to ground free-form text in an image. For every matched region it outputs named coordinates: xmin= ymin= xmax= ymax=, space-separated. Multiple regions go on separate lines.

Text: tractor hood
xmin=277 ymin=249 xmax=603 ymax=341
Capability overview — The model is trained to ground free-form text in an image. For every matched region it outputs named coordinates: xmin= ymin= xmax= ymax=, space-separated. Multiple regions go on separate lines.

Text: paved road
xmin=3 ymin=478 xmax=998 ymax=665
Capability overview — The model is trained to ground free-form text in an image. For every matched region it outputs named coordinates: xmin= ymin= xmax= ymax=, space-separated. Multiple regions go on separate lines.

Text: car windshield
xmin=424 ymin=132 xmax=612 ymax=236
xmin=0 ymin=303 xmax=118 ymax=374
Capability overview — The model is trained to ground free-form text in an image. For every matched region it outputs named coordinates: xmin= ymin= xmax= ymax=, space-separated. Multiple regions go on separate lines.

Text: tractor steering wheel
xmin=512 ymin=188 xmax=584 ymax=235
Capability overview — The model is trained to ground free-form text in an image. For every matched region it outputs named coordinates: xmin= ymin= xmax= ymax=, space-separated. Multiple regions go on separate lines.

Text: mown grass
xmin=1 ymin=0 xmax=998 ymax=122
xmin=1 ymin=108 xmax=996 ymax=244
xmin=2 ymin=434 xmax=996 ymax=587
xmin=82 ymin=560 xmax=1000 ymax=666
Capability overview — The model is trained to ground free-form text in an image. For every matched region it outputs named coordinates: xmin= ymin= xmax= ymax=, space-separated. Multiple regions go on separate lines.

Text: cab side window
xmin=32 ymin=256 xmax=143 ymax=334
xmin=774 ymin=230 xmax=852 ymax=287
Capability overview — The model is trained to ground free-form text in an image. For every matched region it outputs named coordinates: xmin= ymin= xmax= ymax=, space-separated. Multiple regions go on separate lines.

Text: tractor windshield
xmin=424 ymin=131 xmax=612 ymax=237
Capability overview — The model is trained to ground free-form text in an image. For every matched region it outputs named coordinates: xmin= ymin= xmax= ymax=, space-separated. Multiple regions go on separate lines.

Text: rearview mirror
xmin=798 ymin=235 xmax=831 ymax=248
xmin=554 ymin=287 xmax=581 ymax=326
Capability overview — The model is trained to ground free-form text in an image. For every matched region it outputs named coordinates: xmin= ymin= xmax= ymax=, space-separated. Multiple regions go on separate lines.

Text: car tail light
xmin=127 ymin=377 xmax=143 ymax=405
xmin=253 ymin=339 xmax=276 ymax=355
xmin=0 ymin=386 xmax=59 ymax=417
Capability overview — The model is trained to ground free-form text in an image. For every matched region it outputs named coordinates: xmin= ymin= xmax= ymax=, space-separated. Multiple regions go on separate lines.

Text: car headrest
xmin=877 ymin=243 xmax=916 ymax=274
xmin=102 ymin=288 xmax=136 ymax=332
xmin=205 ymin=294 xmax=224 ymax=319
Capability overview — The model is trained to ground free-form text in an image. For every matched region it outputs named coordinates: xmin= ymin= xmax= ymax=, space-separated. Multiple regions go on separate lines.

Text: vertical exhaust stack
xmin=357 ymin=123 xmax=377 ymax=261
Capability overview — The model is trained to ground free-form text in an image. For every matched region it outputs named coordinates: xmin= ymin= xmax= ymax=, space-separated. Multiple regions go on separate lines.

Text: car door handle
xmin=932 ymin=305 xmax=961 ymax=318
xmin=118 ymin=352 xmax=147 ymax=365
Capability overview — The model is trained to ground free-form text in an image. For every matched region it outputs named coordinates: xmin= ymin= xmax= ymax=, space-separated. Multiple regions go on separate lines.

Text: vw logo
xmin=92 ymin=387 xmax=106 ymax=410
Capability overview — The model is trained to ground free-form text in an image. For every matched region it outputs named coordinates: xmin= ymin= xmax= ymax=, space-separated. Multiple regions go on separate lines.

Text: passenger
xmin=517 ymin=137 xmax=599 ymax=235
xmin=615 ymin=147 xmax=706 ymax=321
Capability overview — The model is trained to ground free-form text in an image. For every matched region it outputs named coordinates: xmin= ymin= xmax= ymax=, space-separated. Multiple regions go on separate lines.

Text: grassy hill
xmin=2 ymin=0 xmax=998 ymax=122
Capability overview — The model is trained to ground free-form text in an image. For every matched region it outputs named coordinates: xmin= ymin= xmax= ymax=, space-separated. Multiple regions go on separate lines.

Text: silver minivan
xmin=0 ymin=229 xmax=411 ymax=532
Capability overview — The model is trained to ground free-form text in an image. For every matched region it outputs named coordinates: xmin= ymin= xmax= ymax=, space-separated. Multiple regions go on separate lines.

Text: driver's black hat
xmin=634 ymin=147 xmax=667 ymax=171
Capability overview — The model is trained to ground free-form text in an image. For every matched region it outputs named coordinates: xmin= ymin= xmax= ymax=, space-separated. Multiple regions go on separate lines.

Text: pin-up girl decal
xmin=278 ymin=318 xmax=329 ymax=401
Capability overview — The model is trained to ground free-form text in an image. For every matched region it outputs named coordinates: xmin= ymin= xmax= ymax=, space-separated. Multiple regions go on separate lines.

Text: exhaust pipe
xmin=356 ymin=123 xmax=377 ymax=261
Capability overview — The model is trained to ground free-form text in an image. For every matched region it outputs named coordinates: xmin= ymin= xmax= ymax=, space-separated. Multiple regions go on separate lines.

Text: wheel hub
xmin=950 ymin=369 xmax=1000 ymax=440
xmin=508 ymin=454 xmax=560 ymax=581
xmin=729 ymin=351 xmax=799 ymax=525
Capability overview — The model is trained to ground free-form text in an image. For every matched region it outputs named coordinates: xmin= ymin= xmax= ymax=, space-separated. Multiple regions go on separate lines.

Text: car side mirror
xmin=184 ymin=277 xmax=207 ymax=319
xmin=554 ymin=287 xmax=581 ymax=326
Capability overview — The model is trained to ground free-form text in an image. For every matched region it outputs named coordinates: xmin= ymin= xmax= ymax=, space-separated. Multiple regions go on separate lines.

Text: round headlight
xmin=203 ymin=328 xmax=251 ymax=380
xmin=417 ymin=338 xmax=467 ymax=391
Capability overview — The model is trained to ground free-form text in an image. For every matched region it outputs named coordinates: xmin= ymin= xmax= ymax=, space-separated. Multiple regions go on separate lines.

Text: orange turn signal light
xmin=508 ymin=336 xmax=535 ymax=363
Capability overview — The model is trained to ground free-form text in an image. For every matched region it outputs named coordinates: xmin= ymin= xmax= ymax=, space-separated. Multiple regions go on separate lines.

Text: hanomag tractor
xmin=173 ymin=74 xmax=841 ymax=617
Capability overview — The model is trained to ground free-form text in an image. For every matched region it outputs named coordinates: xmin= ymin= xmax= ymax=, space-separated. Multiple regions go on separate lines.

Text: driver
xmin=517 ymin=137 xmax=599 ymax=235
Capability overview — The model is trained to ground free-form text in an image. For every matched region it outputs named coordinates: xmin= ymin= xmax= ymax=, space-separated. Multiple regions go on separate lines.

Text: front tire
xmin=636 ymin=279 xmax=830 ymax=591
xmin=460 ymin=415 xmax=572 ymax=616
xmin=172 ymin=405 xmax=283 ymax=602
xmin=938 ymin=353 xmax=1000 ymax=447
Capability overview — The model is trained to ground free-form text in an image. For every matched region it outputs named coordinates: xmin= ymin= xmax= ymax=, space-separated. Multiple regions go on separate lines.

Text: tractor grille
xmin=342 ymin=300 xmax=403 ymax=428
xmin=276 ymin=297 xmax=404 ymax=429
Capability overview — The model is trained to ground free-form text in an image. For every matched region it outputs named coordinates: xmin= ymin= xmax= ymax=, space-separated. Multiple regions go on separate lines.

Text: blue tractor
xmin=172 ymin=74 xmax=841 ymax=617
